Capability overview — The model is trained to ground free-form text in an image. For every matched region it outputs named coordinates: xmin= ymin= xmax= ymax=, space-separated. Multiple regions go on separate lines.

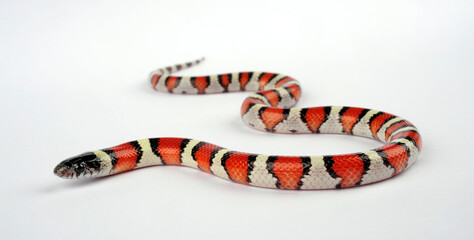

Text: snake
xmin=53 ymin=58 xmax=422 ymax=190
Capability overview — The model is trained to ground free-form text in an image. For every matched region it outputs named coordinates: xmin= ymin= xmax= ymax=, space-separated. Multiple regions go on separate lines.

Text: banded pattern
xmin=54 ymin=58 xmax=422 ymax=190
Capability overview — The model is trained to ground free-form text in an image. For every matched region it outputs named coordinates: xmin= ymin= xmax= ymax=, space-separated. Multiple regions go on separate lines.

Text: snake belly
xmin=53 ymin=58 xmax=422 ymax=190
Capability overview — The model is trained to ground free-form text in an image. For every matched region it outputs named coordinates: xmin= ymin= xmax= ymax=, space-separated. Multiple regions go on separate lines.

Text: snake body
xmin=54 ymin=58 xmax=422 ymax=189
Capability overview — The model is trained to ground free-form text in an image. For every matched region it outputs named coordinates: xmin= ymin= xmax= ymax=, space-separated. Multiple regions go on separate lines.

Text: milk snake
xmin=54 ymin=58 xmax=422 ymax=190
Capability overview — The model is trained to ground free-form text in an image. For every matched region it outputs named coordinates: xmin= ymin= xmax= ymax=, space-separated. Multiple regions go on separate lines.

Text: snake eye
xmin=75 ymin=165 xmax=85 ymax=175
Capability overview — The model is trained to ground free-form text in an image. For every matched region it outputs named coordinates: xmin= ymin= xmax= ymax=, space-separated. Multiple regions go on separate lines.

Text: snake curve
xmin=54 ymin=58 xmax=422 ymax=190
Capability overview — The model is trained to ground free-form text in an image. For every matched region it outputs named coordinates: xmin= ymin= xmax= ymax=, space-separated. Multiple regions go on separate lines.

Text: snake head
xmin=54 ymin=152 xmax=102 ymax=179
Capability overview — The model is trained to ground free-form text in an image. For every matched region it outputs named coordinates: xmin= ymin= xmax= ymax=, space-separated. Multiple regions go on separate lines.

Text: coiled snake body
xmin=54 ymin=58 xmax=422 ymax=190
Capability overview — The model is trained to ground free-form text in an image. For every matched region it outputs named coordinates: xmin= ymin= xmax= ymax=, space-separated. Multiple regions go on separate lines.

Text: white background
xmin=1 ymin=0 xmax=473 ymax=239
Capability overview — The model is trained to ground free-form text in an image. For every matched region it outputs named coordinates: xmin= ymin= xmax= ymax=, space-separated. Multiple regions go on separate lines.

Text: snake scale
xmin=54 ymin=58 xmax=422 ymax=190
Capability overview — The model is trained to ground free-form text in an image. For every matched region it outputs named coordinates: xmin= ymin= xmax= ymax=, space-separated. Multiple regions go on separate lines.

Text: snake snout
xmin=53 ymin=161 xmax=74 ymax=179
